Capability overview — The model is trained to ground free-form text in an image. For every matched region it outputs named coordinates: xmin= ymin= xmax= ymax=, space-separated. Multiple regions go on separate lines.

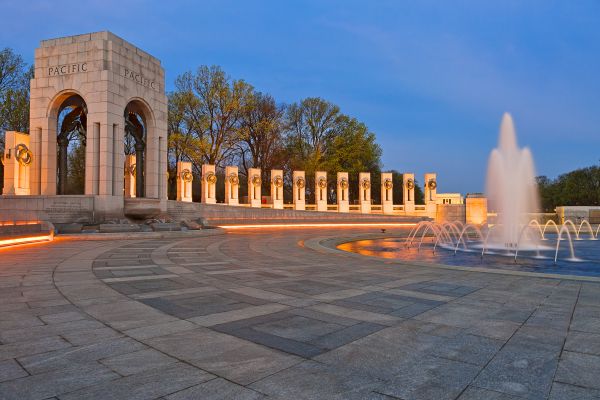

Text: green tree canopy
xmin=0 ymin=48 xmax=31 ymax=150
xmin=537 ymin=165 xmax=600 ymax=211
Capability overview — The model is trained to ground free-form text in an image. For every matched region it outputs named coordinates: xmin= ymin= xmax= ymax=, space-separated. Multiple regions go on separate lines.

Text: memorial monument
xmin=17 ymin=31 xmax=168 ymax=220
xmin=1 ymin=31 xmax=454 ymax=225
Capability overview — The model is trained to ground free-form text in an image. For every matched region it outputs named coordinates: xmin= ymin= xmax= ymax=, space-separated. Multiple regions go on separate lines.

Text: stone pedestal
xmin=293 ymin=171 xmax=305 ymax=210
xmin=466 ymin=194 xmax=488 ymax=225
xmin=225 ymin=166 xmax=239 ymax=205
xmin=201 ymin=164 xmax=216 ymax=204
xmin=124 ymin=155 xmax=136 ymax=198
xmin=315 ymin=171 xmax=327 ymax=212
xmin=2 ymin=131 xmax=31 ymax=195
xmin=403 ymin=173 xmax=415 ymax=214
xmin=248 ymin=168 xmax=262 ymax=208
xmin=424 ymin=173 xmax=437 ymax=218
xmin=337 ymin=172 xmax=349 ymax=213
xmin=271 ymin=169 xmax=284 ymax=209
xmin=359 ymin=172 xmax=371 ymax=214
xmin=176 ymin=161 xmax=193 ymax=202
xmin=381 ymin=172 xmax=393 ymax=214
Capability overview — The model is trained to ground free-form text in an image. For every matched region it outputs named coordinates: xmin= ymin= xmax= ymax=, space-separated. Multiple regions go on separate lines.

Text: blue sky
xmin=1 ymin=0 xmax=599 ymax=193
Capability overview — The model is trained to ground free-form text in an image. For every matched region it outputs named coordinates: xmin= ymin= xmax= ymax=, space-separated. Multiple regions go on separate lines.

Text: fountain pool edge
xmin=304 ymin=234 xmax=600 ymax=283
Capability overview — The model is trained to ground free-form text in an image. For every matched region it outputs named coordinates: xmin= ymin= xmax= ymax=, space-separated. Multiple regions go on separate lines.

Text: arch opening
xmin=56 ymin=94 xmax=87 ymax=195
xmin=124 ymin=101 xmax=148 ymax=198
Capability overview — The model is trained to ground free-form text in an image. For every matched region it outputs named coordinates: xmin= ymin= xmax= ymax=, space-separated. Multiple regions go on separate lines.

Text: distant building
xmin=436 ymin=193 xmax=463 ymax=205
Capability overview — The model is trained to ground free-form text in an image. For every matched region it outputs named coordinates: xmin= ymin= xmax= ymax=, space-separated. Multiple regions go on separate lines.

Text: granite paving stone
xmin=249 ymin=360 xmax=383 ymax=400
xmin=548 ymin=382 xmax=600 ymax=400
xmin=166 ymin=377 xmax=265 ymax=400
xmin=0 ymin=362 xmax=119 ymax=400
xmin=17 ymin=337 xmax=146 ymax=374
xmin=0 ymin=359 xmax=28 ymax=383
xmin=473 ymin=342 xmax=560 ymax=399
xmin=0 ymin=336 xmax=71 ymax=361
xmin=59 ymin=362 xmax=213 ymax=400
xmin=375 ymin=355 xmax=481 ymax=400
xmin=555 ymin=351 xmax=600 ymax=391
xmin=146 ymin=328 xmax=302 ymax=385
xmin=99 ymin=348 xmax=178 ymax=376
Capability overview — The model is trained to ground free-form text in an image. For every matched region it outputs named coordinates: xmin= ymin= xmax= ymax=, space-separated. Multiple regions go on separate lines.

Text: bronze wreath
xmin=15 ymin=144 xmax=33 ymax=166
xmin=273 ymin=175 xmax=283 ymax=188
xmin=251 ymin=174 xmax=262 ymax=187
xmin=339 ymin=178 xmax=349 ymax=190
xmin=384 ymin=178 xmax=393 ymax=190
xmin=361 ymin=178 xmax=371 ymax=190
xmin=295 ymin=177 xmax=305 ymax=189
xmin=205 ymin=172 xmax=217 ymax=184
xmin=406 ymin=179 xmax=415 ymax=190
xmin=181 ymin=169 xmax=193 ymax=183
xmin=318 ymin=177 xmax=327 ymax=189
xmin=428 ymin=179 xmax=437 ymax=190
xmin=228 ymin=173 xmax=239 ymax=185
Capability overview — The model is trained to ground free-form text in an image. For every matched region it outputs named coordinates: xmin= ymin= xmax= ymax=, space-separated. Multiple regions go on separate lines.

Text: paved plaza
xmin=0 ymin=227 xmax=599 ymax=399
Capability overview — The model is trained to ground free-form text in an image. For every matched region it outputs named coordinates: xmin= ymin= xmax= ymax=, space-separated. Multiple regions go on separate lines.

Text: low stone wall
xmin=436 ymin=204 xmax=466 ymax=223
xmin=0 ymin=221 xmax=54 ymax=246
xmin=167 ymin=200 xmax=426 ymax=225
xmin=556 ymin=206 xmax=600 ymax=224
xmin=0 ymin=195 xmax=95 ymax=223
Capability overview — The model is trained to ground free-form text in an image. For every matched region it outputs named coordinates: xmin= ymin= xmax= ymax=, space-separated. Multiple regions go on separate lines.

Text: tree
xmin=324 ymin=115 xmax=382 ymax=202
xmin=172 ymin=66 xmax=252 ymax=167
xmin=283 ymin=98 xmax=383 ymax=203
xmin=237 ymin=92 xmax=286 ymax=189
xmin=167 ymin=66 xmax=253 ymax=199
xmin=285 ymin=97 xmax=341 ymax=175
xmin=537 ymin=166 xmax=600 ymax=211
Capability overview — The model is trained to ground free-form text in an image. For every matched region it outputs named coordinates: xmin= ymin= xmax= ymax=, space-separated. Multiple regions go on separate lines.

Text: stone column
xmin=248 ymin=168 xmax=262 ymax=208
xmin=201 ymin=164 xmax=217 ymax=204
xmin=293 ymin=171 xmax=305 ymax=210
xmin=112 ymin=119 xmax=125 ymax=199
xmin=315 ymin=171 xmax=327 ymax=212
xmin=2 ymin=131 xmax=31 ymax=195
xmin=85 ymin=119 xmax=100 ymax=195
xmin=176 ymin=161 xmax=193 ymax=202
xmin=424 ymin=173 xmax=437 ymax=218
xmin=403 ymin=173 xmax=415 ymax=214
xmin=271 ymin=169 xmax=284 ymax=209
xmin=359 ymin=172 xmax=371 ymax=214
xmin=124 ymin=155 xmax=136 ymax=198
xmin=29 ymin=127 xmax=42 ymax=195
xmin=225 ymin=166 xmax=239 ymax=205
xmin=40 ymin=116 xmax=57 ymax=195
xmin=337 ymin=172 xmax=349 ymax=213
xmin=381 ymin=172 xmax=393 ymax=214
xmin=98 ymin=118 xmax=114 ymax=196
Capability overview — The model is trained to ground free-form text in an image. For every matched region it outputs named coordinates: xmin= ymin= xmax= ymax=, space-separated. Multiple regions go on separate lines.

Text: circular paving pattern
xmin=0 ymin=227 xmax=599 ymax=399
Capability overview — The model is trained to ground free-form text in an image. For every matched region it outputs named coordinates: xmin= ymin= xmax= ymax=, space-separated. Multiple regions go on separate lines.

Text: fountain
xmin=485 ymin=113 xmax=540 ymax=250
xmin=339 ymin=113 xmax=600 ymax=274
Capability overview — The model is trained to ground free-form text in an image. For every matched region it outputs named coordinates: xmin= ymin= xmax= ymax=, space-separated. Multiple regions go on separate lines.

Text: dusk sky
xmin=1 ymin=0 xmax=599 ymax=194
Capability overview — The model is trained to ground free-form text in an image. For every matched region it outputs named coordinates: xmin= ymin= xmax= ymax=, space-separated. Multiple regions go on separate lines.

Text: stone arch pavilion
xmin=28 ymin=31 xmax=167 ymax=219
